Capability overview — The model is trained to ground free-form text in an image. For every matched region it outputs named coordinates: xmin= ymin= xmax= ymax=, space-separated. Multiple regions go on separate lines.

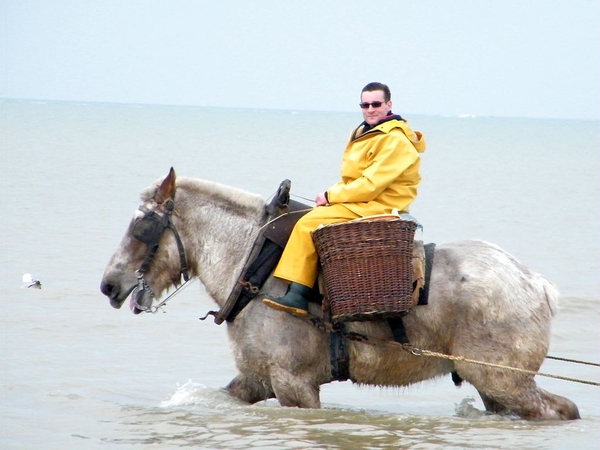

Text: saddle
xmin=213 ymin=180 xmax=435 ymax=325
xmin=213 ymin=180 xmax=310 ymax=324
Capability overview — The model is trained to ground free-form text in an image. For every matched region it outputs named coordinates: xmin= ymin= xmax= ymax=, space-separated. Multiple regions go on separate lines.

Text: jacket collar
xmin=351 ymin=113 xmax=405 ymax=140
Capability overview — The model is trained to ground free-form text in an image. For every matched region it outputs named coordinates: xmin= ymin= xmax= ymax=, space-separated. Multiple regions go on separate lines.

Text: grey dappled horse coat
xmin=100 ymin=169 xmax=580 ymax=420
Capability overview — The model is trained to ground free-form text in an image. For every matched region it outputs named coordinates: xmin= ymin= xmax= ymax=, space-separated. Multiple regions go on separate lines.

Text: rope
xmin=302 ymin=314 xmax=600 ymax=387
xmin=406 ymin=346 xmax=600 ymax=387
xmin=290 ymin=193 xmax=315 ymax=204
xmin=545 ymin=355 xmax=600 ymax=367
xmin=144 ymin=278 xmax=195 ymax=313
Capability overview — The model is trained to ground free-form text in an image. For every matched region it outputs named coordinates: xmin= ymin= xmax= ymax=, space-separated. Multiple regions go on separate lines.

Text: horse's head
xmin=100 ymin=167 xmax=190 ymax=314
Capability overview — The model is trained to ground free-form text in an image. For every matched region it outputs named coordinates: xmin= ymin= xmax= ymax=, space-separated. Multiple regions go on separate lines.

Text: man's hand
xmin=315 ymin=192 xmax=329 ymax=206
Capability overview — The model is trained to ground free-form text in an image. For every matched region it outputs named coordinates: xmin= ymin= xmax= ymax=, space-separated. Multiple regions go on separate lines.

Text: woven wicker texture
xmin=312 ymin=218 xmax=417 ymax=322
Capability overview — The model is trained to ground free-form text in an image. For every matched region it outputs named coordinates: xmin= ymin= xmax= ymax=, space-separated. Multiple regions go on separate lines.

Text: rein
xmin=133 ymin=198 xmax=190 ymax=313
xmin=136 ymin=277 xmax=195 ymax=314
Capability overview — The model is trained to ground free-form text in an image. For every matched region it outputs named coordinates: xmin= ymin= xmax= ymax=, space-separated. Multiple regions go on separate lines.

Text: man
xmin=263 ymin=82 xmax=426 ymax=316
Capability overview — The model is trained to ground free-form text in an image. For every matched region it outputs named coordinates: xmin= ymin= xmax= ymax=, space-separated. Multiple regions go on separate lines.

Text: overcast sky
xmin=2 ymin=1 xmax=599 ymax=120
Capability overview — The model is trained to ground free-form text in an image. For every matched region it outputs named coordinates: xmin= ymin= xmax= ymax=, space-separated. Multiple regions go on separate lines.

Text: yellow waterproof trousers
xmin=273 ymin=204 xmax=361 ymax=287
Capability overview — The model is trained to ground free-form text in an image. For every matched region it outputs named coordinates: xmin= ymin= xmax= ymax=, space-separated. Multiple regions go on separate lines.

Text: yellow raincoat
xmin=273 ymin=117 xmax=426 ymax=287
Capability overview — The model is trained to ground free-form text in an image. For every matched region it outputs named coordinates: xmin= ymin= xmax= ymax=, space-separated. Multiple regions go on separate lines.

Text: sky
xmin=1 ymin=1 xmax=599 ymax=120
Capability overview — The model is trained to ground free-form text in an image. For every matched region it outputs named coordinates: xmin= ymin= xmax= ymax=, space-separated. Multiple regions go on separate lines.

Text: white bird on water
xmin=22 ymin=273 xmax=41 ymax=289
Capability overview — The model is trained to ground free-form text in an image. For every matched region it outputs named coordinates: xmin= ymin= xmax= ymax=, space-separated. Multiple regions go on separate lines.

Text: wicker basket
xmin=312 ymin=217 xmax=417 ymax=322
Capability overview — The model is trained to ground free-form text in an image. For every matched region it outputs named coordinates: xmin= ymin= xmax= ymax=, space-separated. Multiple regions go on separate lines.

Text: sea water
xmin=1 ymin=99 xmax=598 ymax=449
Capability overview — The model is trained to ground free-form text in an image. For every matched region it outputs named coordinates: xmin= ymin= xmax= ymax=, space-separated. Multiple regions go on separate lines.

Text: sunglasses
xmin=359 ymin=101 xmax=386 ymax=109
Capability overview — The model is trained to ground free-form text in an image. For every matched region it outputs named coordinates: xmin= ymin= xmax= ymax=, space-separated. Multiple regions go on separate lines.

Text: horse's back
xmin=419 ymin=239 xmax=558 ymax=325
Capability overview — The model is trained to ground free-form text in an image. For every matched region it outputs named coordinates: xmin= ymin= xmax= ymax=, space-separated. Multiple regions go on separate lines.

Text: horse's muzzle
xmin=100 ymin=279 xmax=135 ymax=310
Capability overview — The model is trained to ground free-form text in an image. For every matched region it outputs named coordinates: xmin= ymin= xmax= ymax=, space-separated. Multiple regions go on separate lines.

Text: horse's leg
xmin=476 ymin=389 xmax=510 ymax=415
xmin=457 ymin=364 xmax=580 ymax=420
xmin=225 ymin=374 xmax=275 ymax=404
xmin=270 ymin=366 xmax=321 ymax=408
xmin=486 ymin=380 xmax=580 ymax=420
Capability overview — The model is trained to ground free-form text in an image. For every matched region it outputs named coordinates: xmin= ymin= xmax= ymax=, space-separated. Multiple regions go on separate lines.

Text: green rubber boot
xmin=262 ymin=282 xmax=311 ymax=317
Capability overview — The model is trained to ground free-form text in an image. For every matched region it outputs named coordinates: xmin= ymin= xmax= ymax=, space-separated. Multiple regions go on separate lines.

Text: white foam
xmin=160 ymin=380 xmax=249 ymax=410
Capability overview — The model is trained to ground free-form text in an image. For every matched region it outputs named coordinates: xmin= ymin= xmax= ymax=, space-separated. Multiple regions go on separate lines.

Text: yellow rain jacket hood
xmin=326 ymin=117 xmax=426 ymax=217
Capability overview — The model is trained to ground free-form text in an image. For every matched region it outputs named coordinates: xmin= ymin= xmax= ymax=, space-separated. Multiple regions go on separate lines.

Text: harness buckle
xmin=241 ymin=280 xmax=260 ymax=294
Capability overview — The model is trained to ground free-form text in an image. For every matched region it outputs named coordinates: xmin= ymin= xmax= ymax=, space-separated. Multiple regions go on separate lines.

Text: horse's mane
xmin=140 ymin=176 xmax=267 ymax=218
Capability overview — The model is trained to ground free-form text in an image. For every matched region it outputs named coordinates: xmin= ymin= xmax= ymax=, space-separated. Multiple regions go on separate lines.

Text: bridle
xmin=131 ymin=198 xmax=190 ymax=312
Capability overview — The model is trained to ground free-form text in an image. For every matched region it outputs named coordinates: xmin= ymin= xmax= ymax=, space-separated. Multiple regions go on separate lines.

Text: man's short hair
xmin=362 ymin=82 xmax=391 ymax=102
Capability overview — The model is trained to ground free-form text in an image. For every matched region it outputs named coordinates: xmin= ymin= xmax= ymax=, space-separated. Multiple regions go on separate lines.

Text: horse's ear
xmin=155 ymin=167 xmax=176 ymax=204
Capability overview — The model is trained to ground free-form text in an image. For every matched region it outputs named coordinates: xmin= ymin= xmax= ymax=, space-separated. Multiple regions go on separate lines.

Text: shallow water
xmin=1 ymin=99 xmax=598 ymax=449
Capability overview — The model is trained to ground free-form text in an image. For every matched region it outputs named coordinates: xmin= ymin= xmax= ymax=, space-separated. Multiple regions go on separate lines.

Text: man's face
xmin=360 ymin=90 xmax=392 ymax=126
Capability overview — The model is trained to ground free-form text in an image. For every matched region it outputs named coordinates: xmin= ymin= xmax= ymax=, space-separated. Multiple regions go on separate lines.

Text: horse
xmin=100 ymin=168 xmax=580 ymax=420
